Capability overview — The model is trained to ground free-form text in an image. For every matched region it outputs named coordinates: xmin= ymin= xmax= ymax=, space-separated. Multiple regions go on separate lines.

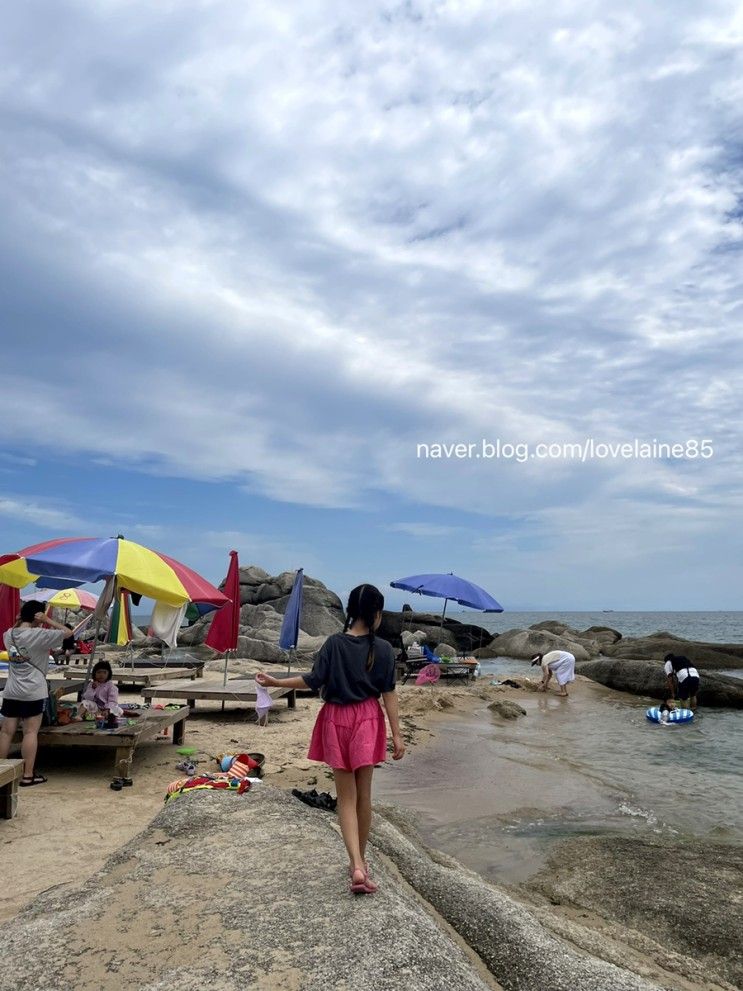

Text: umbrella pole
xmin=439 ymin=598 xmax=449 ymax=636
xmin=287 ymin=647 xmax=294 ymax=678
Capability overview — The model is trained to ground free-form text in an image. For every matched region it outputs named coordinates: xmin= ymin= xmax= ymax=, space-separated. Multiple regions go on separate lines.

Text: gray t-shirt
xmin=302 ymin=633 xmax=396 ymax=704
xmin=3 ymin=627 xmax=64 ymax=701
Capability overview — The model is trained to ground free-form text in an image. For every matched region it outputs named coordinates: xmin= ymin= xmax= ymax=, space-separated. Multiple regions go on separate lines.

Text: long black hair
xmin=92 ymin=659 xmax=113 ymax=682
xmin=344 ymin=583 xmax=384 ymax=670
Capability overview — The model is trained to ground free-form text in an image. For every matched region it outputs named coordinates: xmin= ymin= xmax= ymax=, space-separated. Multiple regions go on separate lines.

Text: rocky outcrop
xmin=529 ymin=836 xmax=743 ymax=990
xmin=479 ymin=628 xmax=597 ymax=661
xmin=602 ymin=633 xmax=743 ymax=669
xmin=577 ymin=658 xmax=743 ymax=707
xmin=379 ymin=610 xmax=495 ymax=653
xmin=179 ymin=566 xmax=344 ymax=662
xmin=530 ymin=620 xmax=622 ymax=647
xmin=2 ymin=788 xmax=664 ymax=991
xmin=488 ymin=699 xmax=527 ymax=719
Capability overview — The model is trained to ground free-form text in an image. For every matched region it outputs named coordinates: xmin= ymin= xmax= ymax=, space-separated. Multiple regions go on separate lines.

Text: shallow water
xmin=377 ymin=658 xmax=743 ymax=885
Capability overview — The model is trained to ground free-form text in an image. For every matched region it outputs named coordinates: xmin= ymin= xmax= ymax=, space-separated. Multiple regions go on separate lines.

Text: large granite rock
xmin=602 ymin=633 xmax=743 ymax=669
xmin=2 ymin=787 xmax=664 ymax=991
xmin=529 ymin=836 xmax=743 ymax=990
xmin=530 ymin=621 xmax=622 ymax=648
xmin=379 ymin=610 xmax=495 ymax=653
xmin=577 ymin=658 xmax=743 ymax=707
xmin=480 ymin=628 xmax=597 ymax=661
xmin=179 ymin=566 xmax=345 ymax=661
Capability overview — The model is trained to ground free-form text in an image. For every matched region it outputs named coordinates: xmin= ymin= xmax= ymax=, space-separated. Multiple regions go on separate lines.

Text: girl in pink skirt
xmin=256 ymin=583 xmax=405 ymax=895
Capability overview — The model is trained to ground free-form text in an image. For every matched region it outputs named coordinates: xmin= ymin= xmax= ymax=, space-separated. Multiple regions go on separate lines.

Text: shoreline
xmin=3 ymin=668 xmax=741 ymax=988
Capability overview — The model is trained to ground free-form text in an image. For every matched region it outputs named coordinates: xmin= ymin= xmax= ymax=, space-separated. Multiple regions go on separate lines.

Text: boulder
xmin=529 ymin=836 xmax=743 ymax=989
xmin=402 ymin=629 xmax=428 ymax=648
xmin=577 ymin=658 xmax=743 ymax=707
xmin=486 ymin=628 xmax=597 ymax=662
xmin=436 ymin=642 xmax=456 ymax=657
xmin=179 ymin=566 xmax=345 ymax=657
xmin=379 ymin=610 xmax=495 ymax=652
xmin=488 ymin=699 xmax=527 ymax=719
xmin=529 ymin=621 xmax=621 ymax=648
xmin=602 ymin=634 xmax=743 ymax=669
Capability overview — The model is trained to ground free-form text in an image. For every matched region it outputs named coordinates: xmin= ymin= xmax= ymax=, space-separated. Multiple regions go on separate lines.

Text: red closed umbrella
xmin=0 ymin=583 xmax=20 ymax=641
xmin=206 ymin=552 xmax=241 ymax=685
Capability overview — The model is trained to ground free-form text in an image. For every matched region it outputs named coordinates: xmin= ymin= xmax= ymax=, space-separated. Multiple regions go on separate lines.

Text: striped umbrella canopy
xmin=108 ymin=589 xmax=134 ymax=645
xmin=0 ymin=536 xmax=228 ymax=608
xmin=23 ymin=587 xmax=99 ymax=611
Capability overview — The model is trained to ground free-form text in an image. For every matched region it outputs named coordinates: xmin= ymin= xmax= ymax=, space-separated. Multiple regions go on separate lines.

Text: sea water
xmin=377 ymin=612 xmax=743 ymax=884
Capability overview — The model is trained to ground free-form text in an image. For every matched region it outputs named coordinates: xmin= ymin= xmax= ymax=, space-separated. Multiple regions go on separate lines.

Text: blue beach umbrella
xmin=390 ymin=572 xmax=503 ymax=632
xmin=279 ymin=568 xmax=304 ymax=675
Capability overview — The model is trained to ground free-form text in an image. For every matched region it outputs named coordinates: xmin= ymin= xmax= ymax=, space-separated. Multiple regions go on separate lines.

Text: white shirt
xmin=3 ymin=627 xmax=64 ymax=701
xmin=664 ymin=659 xmax=699 ymax=683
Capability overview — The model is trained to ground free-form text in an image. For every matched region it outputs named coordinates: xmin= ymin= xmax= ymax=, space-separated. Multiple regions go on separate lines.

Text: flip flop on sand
xmin=20 ymin=773 xmax=47 ymax=787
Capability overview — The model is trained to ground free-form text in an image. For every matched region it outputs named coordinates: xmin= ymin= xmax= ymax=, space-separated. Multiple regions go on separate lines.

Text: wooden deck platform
xmin=61 ymin=665 xmax=203 ymax=688
xmin=141 ymin=678 xmax=296 ymax=711
xmin=13 ymin=706 xmax=190 ymax=779
xmin=0 ymin=759 xmax=24 ymax=819
xmin=0 ymin=675 xmax=85 ymax=700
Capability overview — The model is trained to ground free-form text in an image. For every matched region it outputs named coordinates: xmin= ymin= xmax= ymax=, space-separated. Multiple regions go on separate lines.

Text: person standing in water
xmin=256 ymin=583 xmax=405 ymax=895
xmin=663 ymin=653 xmax=700 ymax=711
xmin=531 ymin=650 xmax=576 ymax=697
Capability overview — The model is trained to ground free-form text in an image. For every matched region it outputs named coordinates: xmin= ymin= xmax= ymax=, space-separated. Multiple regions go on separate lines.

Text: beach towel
xmin=149 ymin=601 xmax=187 ymax=648
xmin=165 ymin=772 xmax=250 ymax=803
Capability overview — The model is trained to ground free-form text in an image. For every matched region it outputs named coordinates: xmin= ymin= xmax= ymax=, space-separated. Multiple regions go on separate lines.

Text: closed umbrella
xmin=0 ymin=583 xmax=20 ymax=641
xmin=278 ymin=568 xmax=304 ymax=676
xmin=205 ymin=550 xmax=241 ymax=687
xmin=390 ymin=572 xmax=503 ymax=636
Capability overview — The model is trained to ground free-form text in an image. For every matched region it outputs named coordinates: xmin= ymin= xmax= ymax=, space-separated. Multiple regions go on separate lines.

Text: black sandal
xmin=20 ymin=773 xmax=47 ymax=787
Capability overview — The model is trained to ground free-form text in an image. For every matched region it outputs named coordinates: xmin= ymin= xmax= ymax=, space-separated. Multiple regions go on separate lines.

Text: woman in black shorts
xmin=663 ymin=653 xmax=700 ymax=711
xmin=0 ymin=600 xmax=88 ymax=785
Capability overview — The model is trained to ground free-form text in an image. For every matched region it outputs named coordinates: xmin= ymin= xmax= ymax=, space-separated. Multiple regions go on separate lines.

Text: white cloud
xmin=0 ymin=0 xmax=741 ymax=593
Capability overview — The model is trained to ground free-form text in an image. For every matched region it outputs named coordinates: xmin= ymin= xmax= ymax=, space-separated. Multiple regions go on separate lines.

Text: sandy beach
xmin=0 ymin=669 xmax=525 ymax=923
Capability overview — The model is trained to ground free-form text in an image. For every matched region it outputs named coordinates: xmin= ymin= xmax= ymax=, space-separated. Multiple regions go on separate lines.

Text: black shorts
xmin=677 ymin=676 xmax=699 ymax=701
xmin=0 ymin=697 xmax=45 ymax=719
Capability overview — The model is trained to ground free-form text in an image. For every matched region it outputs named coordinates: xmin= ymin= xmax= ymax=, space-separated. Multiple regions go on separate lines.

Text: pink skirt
xmin=308 ymin=697 xmax=387 ymax=771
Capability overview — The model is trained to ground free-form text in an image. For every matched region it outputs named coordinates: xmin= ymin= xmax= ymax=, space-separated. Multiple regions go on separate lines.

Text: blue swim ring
xmin=646 ymin=707 xmax=694 ymax=723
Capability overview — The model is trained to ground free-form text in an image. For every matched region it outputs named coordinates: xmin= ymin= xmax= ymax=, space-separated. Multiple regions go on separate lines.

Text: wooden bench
xmin=0 ymin=759 xmax=24 ymax=819
xmin=14 ymin=706 xmax=190 ymax=780
xmin=62 ymin=666 xmax=203 ymax=688
xmin=0 ymin=676 xmax=85 ymax=700
xmin=141 ymin=678 xmax=296 ymax=711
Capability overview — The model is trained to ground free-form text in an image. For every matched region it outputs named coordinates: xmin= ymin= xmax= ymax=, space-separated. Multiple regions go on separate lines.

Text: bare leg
xmin=0 ymin=717 xmax=19 ymax=759
xmin=333 ymin=768 xmax=365 ymax=878
xmin=20 ymin=714 xmax=43 ymax=777
xmin=354 ymin=765 xmax=374 ymax=862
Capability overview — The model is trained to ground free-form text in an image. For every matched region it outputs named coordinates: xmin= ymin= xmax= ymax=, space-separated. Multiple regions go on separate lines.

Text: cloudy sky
xmin=1 ymin=0 xmax=742 ymax=610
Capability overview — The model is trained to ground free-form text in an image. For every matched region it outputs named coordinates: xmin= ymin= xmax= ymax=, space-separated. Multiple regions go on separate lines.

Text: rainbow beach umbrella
xmin=23 ymin=587 xmax=99 ymax=611
xmin=0 ymin=536 xmax=228 ymax=607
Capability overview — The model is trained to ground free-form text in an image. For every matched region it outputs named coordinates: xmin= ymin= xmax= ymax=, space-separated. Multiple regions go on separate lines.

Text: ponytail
xmin=345 ymin=583 xmax=385 ymax=670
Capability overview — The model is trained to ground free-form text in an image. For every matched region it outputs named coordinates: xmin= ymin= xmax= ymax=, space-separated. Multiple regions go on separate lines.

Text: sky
xmin=1 ymin=0 xmax=742 ymax=611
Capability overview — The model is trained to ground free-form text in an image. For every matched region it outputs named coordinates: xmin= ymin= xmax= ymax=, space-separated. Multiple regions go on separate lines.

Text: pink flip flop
xmin=350 ymin=868 xmax=376 ymax=895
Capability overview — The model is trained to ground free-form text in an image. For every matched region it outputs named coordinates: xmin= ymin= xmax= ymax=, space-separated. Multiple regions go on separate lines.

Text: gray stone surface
xmin=371 ymin=809 xmax=661 ymax=991
xmin=601 ymin=634 xmax=743 ymax=669
xmin=3 ymin=789 xmax=495 ymax=991
xmin=577 ymin=657 xmax=743 ymax=707
xmin=529 ymin=836 xmax=743 ymax=990
xmin=379 ymin=610 xmax=495 ymax=652
xmin=4 ymin=789 xmax=671 ymax=991
xmin=482 ymin=628 xmax=596 ymax=662
xmin=179 ymin=565 xmax=345 ymax=659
